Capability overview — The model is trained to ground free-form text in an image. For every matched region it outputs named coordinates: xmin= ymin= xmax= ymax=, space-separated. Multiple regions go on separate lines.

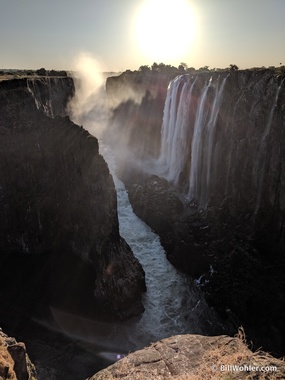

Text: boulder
xmin=88 ymin=333 xmax=285 ymax=379
xmin=0 ymin=329 xmax=37 ymax=380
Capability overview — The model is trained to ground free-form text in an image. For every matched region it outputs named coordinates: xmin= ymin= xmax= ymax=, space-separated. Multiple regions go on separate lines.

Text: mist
xmin=68 ymin=52 xmax=109 ymax=139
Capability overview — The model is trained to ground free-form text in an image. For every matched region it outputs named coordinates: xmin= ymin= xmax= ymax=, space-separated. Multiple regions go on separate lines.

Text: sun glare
xmin=134 ymin=0 xmax=196 ymax=64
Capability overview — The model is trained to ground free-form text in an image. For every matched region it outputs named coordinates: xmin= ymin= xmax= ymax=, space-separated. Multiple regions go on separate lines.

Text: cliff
xmin=0 ymin=77 xmax=146 ymax=324
xmin=0 ymin=328 xmax=37 ymax=380
xmin=105 ymin=69 xmax=285 ymax=355
xmin=105 ymin=73 xmax=170 ymax=158
xmin=88 ymin=333 xmax=285 ymax=380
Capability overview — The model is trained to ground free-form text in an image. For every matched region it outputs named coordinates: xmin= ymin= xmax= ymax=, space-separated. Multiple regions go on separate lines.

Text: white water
xmin=27 ymin=78 xmax=54 ymax=117
xmin=159 ymin=75 xmax=196 ymax=185
xmin=99 ymin=141 xmax=233 ymax=350
xmin=49 ymin=79 xmax=236 ymax=358
xmin=49 ymin=139 xmax=234 ymax=357
xmin=189 ymin=77 xmax=212 ymax=205
xmin=158 ymin=74 xmax=229 ymax=209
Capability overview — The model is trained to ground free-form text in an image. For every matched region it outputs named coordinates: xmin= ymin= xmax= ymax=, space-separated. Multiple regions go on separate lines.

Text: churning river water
xmin=97 ymin=141 xmax=236 ymax=352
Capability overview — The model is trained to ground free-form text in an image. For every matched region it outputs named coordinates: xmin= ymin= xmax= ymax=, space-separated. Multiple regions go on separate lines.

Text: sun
xmin=133 ymin=0 xmax=196 ymax=64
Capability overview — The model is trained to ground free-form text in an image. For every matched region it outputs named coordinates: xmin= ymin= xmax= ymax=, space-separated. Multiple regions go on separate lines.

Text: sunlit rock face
xmin=106 ymin=69 xmax=285 ymax=355
xmin=89 ymin=333 xmax=285 ymax=380
xmin=0 ymin=78 xmax=146 ymax=322
xmin=0 ymin=329 xmax=37 ymax=380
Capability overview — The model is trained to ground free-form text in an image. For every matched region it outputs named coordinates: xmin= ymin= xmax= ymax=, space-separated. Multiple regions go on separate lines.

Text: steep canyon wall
xmin=106 ymin=70 xmax=285 ymax=354
xmin=0 ymin=77 xmax=146 ymax=324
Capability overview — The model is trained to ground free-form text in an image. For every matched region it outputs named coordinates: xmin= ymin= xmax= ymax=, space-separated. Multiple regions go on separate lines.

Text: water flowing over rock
xmin=26 ymin=76 xmax=75 ymax=117
xmin=158 ymin=71 xmax=285 ymax=215
xmin=106 ymin=69 xmax=285 ymax=355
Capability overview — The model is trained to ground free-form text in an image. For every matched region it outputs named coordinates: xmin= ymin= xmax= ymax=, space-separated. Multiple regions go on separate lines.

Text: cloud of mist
xmin=68 ymin=52 xmax=109 ymax=138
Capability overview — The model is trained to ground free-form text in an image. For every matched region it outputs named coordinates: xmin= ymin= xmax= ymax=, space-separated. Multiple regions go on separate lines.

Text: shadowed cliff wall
xmin=0 ymin=77 xmax=146 ymax=322
xmin=105 ymin=69 xmax=285 ymax=355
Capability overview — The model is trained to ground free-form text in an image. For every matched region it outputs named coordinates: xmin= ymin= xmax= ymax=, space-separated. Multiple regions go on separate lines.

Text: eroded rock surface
xmin=106 ymin=70 xmax=285 ymax=355
xmin=88 ymin=334 xmax=285 ymax=380
xmin=0 ymin=329 xmax=37 ymax=380
xmin=0 ymin=78 xmax=146 ymax=321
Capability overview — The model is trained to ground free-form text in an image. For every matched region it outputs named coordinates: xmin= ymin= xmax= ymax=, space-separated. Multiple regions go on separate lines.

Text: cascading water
xmin=49 ymin=76 xmax=239 ymax=366
xmin=190 ymin=74 xmax=229 ymax=208
xmin=188 ymin=77 xmax=213 ymax=206
xmin=99 ymin=141 xmax=236 ymax=350
xmin=50 ymin=137 xmax=236 ymax=358
xmin=159 ymin=74 xmax=229 ymax=209
xmin=159 ymin=75 xmax=197 ymax=184
xmin=27 ymin=78 xmax=54 ymax=117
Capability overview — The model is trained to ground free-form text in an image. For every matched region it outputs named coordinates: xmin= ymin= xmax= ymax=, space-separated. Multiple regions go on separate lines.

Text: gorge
xmin=106 ymin=68 xmax=285 ymax=356
xmin=0 ymin=76 xmax=146 ymax=378
xmin=0 ymin=68 xmax=284 ymax=379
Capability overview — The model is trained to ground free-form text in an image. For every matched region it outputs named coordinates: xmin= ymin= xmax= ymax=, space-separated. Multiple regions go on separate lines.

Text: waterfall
xmin=159 ymin=74 xmax=229 ymax=208
xmin=188 ymin=77 xmax=212 ymax=205
xmin=27 ymin=78 xmax=54 ymax=117
xmin=99 ymin=141 xmax=234 ymax=350
xmin=159 ymin=75 xmax=197 ymax=184
xmin=56 ymin=79 xmax=237 ymax=360
xmin=189 ymin=74 xmax=229 ymax=208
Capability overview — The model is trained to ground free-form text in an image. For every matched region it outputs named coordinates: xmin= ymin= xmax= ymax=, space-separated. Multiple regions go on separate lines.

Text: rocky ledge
xmin=88 ymin=333 xmax=285 ymax=380
xmin=0 ymin=329 xmax=37 ymax=380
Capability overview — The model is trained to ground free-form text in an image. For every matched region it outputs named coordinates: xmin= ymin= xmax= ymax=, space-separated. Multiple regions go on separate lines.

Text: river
xmin=98 ymin=141 xmax=236 ymax=352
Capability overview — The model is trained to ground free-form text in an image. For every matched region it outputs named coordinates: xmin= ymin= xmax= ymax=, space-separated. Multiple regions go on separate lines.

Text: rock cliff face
xmin=0 ymin=328 xmax=37 ymax=380
xmin=106 ymin=70 xmax=285 ymax=354
xmin=0 ymin=77 xmax=146 ymax=322
xmin=89 ymin=333 xmax=285 ymax=380
xmin=105 ymin=73 xmax=170 ymax=158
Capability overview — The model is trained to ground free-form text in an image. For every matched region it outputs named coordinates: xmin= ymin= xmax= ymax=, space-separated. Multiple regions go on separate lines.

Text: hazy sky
xmin=1 ymin=0 xmax=284 ymax=71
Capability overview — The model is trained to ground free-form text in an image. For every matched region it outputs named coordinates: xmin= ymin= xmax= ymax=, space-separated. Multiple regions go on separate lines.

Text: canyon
xmin=0 ymin=76 xmax=146 ymax=378
xmin=0 ymin=68 xmax=284 ymax=378
xmin=106 ymin=69 xmax=285 ymax=356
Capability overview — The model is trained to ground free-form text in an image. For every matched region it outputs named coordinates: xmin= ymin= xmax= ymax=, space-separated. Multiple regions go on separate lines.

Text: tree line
xmin=132 ymin=62 xmax=239 ymax=75
xmin=124 ymin=62 xmax=285 ymax=76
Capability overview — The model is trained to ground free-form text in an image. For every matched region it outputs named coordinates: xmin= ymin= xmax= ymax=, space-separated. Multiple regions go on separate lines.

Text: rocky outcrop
xmin=88 ymin=333 xmax=285 ymax=379
xmin=0 ymin=329 xmax=37 ymax=380
xmin=0 ymin=77 xmax=146 ymax=322
xmin=105 ymin=69 xmax=285 ymax=355
xmin=0 ymin=76 xmax=74 ymax=118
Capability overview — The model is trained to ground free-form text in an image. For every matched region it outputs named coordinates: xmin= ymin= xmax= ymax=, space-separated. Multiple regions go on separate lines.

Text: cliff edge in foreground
xmin=89 ymin=334 xmax=285 ymax=380
xmin=0 ymin=329 xmax=37 ymax=380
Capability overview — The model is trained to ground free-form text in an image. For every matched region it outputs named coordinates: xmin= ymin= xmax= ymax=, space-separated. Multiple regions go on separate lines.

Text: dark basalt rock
xmin=105 ymin=69 xmax=285 ymax=355
xmin=0 ymin=78 xmax=146 ymax=323
xmin=105 ymin=73 xmax=170 ymax=159
xmin=126 ymin=174 xmax=183 ymax=233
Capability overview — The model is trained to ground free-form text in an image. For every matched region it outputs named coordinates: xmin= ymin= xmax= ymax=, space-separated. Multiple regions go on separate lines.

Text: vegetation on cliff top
xmin=122 ymin=62 xmax=285 ymax=77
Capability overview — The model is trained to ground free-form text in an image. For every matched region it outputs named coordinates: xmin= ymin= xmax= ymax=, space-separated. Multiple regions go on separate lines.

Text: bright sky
xmin=1 ymin=0 xmax=284 ymax=71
